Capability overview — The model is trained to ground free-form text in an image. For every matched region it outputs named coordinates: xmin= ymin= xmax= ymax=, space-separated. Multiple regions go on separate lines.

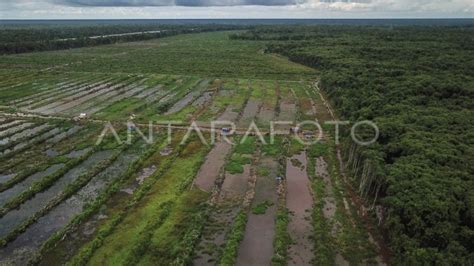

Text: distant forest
xmin=0 ymin=24 xmax=245 ymax=54
xmin=231 ymin=25 xmax=474 ymax=264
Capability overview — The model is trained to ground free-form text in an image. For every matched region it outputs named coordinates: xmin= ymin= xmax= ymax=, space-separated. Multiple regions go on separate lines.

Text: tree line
xmin=231 ymin=25 xmax=474 ymax=264
xmin=0 ymin=24 xmax=246 ymax=54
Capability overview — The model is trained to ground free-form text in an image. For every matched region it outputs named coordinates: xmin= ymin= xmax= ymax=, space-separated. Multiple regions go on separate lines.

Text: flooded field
xmin=0 ymin=31 xmax=385 ymax=266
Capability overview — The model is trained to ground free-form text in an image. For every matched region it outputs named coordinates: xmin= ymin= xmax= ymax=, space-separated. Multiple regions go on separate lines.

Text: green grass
xmin=271 ymin=209 xmax=291 ymax=266
xmin=75 ymin=139 xmax=208 ymax=266
xmin=225 ymin=153 xmax=252 ymax=174
xmin=0 ymin=32 xmax=317 ymax=80
xmin=220 ymin=210 xmax=248 ymax=266
xmin=251 ymin=200 xmax=273 ymax=215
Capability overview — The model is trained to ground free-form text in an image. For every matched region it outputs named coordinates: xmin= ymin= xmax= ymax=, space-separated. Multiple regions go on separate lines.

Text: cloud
xmin=52 ymin=0 xmax=306 ymax=6
xmin=1 ymin=0 xmax=473 ymax=18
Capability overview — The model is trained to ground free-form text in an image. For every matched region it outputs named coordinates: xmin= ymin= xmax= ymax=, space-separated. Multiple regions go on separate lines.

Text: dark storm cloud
xmin=53 ymin=0 xmax=304 ymax=7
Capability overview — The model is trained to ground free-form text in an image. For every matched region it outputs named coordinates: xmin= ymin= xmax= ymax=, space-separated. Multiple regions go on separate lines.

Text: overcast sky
xmin=1 ymin=0 xmax=473 ymax=19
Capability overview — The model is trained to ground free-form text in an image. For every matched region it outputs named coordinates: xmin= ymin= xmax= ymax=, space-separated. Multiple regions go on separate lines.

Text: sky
xmin=1 ymin=0 xmax=473 ymax=19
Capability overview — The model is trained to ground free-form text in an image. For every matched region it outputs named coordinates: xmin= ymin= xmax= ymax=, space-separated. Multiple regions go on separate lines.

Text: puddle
xmin=1 ymin=127 xmax=61 ymax=157
xmin=159 ymin=146 xmax=173 ymax=156
xmin=0 ymin=122 xmax=35 ymax=139
xmin=0 ymin=124 xmax=49 ymax=146
xmin=0 ymin=164 xmax=64 ymax=207
xmin=79 ymin=82 xmax=147 ymax=115
xmin=47 ymin=126 xmax=82 ymax=144
xmin=47 ymin=83 xmax=126 ymax=114
xmin=0 ymin=149 xmax=141 ymax=265
xmin=0 ymin=174 xmax=15 ymax=184
xmin=194 ymin=142 xmax=232 ymax=192
xmin=217 ymin=106 xmax=239 ymax=122
xmin=220 ymin=165 xmax=251 ymax=200
xmin=278 ymin=101 xmax=296 ymax=122
xmin=0 ymin=151 xmax=113 ymax=240
xmin=165 ymin=91 xmax=199 ymax=115
xmin=0 ymin=120 xmax=23 ymax=131
xmin=257 ymin=107 xmax=274 ymax=126
xmin=194 ymin=204 xmax=241 ymax=266
xmin=192 ymin=91 xmax=214 ymax=107
xmin=236 ymin=158 xmax=278 ymax=266
xmin=136 ymin=165 xmax=157 ymax=185
xmin=238 ymin=100 xmax=260 ymax=127
xmin=158 ymin=92 xmax=177 ymax=104
xmin=32 ymin=81 xmax=114 ymax=114
xmin=45 ymin=149 xmax=59 ymax=157
xmin=66 ymin=148 xmax=92 ymax=159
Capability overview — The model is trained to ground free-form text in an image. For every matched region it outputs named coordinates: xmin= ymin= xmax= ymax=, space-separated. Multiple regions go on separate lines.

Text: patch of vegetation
xmin=235 ymin=136 xmax=257 ymax=155
xmin=220 ymin=210 xmax=248 ymax=266
xmin=271 ymin=209 xmax=291 ymax=266
xmin=256 ymin=166 xmax=270 ymax=177
xmin=251 ymin=200 xmax=273 ymax=215
xmin=225 ymin=153 xmax=252 ymax=174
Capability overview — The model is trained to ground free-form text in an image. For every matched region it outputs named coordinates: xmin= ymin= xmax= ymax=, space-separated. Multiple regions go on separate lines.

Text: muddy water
xmin=217 ymin=106 xmax=239 ymax=122
xmin=0 ymin=124 xmax=49 ymax=147
xmin=0 ymin=149 xmax=141 ymax=265
xmin=0 ymin=122 xmax=34 ymax=139
xmin=14 ymin=79 xmax=85 ymax=107
xmin=32 ymin=81 xmax=114 ymax=113
xmin=256 ymin=107 xmax=275 ymax=126
xmin=136 ymin=165 xmax=157 ymax=185
xmin=0 ymin=120 xmax=22 ymax=131
xmin=194 ymin=141 xmax=232 ymax=192
xmin=194 ymin=204 xmax=240 ymax=266
xmin=192 ymin=91 xmax=214 ymax=107
xmin=136 ymin=85 xmax=162 ymax=99
xmin=66 ymin=148 xmax=92 ymax=159
xmin=42 ymin=82 xmax=126 ymax=115
xmin=47 ymin=126 xmax=82 ymax=144
xmin=220 ymin=165 xmax=251 ymax=200
xmin=316 ymin=157 xmax=336 ymax=219
xmin=316 ymin=156 xmax=350 ymax=265
xmin=45 ymin=149 xmax=59 ymax=157
xmin=278 ymin=101 xmax=297 ymax=122
xmin=0 ymin=120 xmax=28 ymax=137
xmin=165 ymin=91 xmax=200 ymax=115
xmin=145 ymin=87 xmax=169 ymax=104
xmin=194 ymin=162 xmax=252 ymax=265
xmin=158 ymin=92 xmax=177 ymax=105
xmin=236 ymin=158 xmax=279 ymax=266
xmin=286 ymin=152 xmax=314 ymax=265
xmin=0 ymin=151 xmax=113 ymax=240
xmin=0 ymin=174 xmax=15 ymax=184
xmin=24 ymin=78 xmax=112 ymax=110
xmin=0 ymin=164 xmax=64 ymax=207
xmin=75 ymin=81 xmax=148 ymax=115
xmin=2 ymin=127 xmax=61 ymax=156
xmin=238 ymin=100 xmax=260 ymax=128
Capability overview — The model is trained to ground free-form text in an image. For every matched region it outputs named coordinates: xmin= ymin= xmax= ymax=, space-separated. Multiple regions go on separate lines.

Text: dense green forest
xmin=232 ymin=25 xmax=474 ymax=264
xmin=0 ymin=24 xmax=245 ymax=54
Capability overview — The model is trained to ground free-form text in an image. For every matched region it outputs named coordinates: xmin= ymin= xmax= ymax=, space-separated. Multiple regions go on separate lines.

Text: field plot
xmin=0 ymin=31 xmax=386 ymax=265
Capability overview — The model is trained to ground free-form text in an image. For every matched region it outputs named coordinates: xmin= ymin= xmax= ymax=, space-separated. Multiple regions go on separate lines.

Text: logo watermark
xmin=96 ymin=120 xmax=379 ymax=147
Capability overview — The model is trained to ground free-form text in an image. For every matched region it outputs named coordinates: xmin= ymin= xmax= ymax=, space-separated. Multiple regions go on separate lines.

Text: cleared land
xmin=0 ymin=31 xmax=385 ymax=265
